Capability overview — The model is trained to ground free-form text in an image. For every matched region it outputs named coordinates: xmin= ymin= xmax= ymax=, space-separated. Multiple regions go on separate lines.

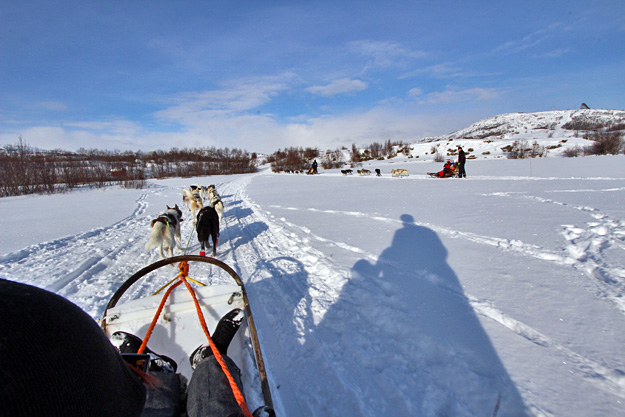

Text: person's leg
xmin=187 ymin=309 xmax=245 ymax=417
xmin=186 ymin=355 xmax=244 ymax=417
xmin=141 ymin=372 xmax=185 ymax=417
xmin=112 ymin=331 xmax=183 ymax=417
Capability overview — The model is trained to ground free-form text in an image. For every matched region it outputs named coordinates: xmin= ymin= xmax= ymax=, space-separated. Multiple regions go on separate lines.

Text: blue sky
xmin=1 ymin=1 xmax=624 ymax=153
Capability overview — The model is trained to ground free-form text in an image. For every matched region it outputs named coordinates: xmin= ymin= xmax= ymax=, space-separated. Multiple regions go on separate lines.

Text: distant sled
xmin=100 ymin=255 xmax=274 ymax=413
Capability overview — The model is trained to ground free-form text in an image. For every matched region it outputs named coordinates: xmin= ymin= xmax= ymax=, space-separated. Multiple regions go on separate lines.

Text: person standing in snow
xmin=311 ymin=159 xmax=318 ymax=175
xmin=457 ymin=146 xmax=467 ymax=178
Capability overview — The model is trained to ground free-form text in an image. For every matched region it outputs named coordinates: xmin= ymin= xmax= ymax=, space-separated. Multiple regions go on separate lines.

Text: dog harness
xmin=151 ymin=212 xmax=180 ymax=228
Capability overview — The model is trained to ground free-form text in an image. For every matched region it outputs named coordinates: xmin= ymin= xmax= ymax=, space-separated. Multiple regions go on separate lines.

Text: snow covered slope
xmin=1 ymin=155 xmax=625 ymax=416
xmin=403 ymin=109 xmax=625 ymax=161
xmin=420 ymin=109 xmax=625 ymax=143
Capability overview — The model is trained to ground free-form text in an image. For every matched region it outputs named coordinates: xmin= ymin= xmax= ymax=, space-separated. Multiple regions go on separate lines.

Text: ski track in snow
xmin=0 ymin=191 xmax=172 ymax=317
xmin=482 ymin=191 xmax=625 ymax=313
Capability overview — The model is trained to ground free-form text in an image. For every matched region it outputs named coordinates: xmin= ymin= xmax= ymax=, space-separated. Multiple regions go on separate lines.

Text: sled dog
xmin=341 ymin=169 xmax=353 ymax=175
xmin=182 ymin=187 xmax=203 ymax=222
xmin=197 ymin=184 xmax=210 ymax=199
xmin=145 ymin=205 xmax=183 ymax=258
xmin=196 ymin=206 xmax=220 ymax=257
xmin=392 ymin=169 xmax=409 ymax=177
xmin=208 ymin=188 xmax=224 ymax=223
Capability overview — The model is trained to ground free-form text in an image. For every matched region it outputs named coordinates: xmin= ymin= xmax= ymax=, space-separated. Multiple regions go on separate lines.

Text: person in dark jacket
xmin=0 ymin=279 xmax=274 ymax=417
xmin=457 ymin=146 xmax=467 ymax=178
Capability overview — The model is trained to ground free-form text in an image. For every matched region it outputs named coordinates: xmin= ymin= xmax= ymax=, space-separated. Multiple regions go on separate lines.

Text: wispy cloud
xmin=416 ymin=87 xmax=500 ymax=104
xmin=408 ymin=87 xmax=423 ymax=97
xmin=307 ymin=78 xmax=368 ymax=97
xmin=348 ymin=40 xmax=428 ymax=70
xmin=531 ymin=48 xmax=571 ymax=59
xmin=36 ymin=101 xmax=68 ymax=111
xmin=492 ymin=23 xmax=563 ymax=55
xmin=65 ymin=120 xmax=143 ymax=136
xmin=154 ymin=74 xmax=294 ymax=126
xmin=400 ymin=62 xmax=491 ymax=79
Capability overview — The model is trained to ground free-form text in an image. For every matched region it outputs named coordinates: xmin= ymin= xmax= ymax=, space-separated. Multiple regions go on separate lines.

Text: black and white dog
xmin=196 ymin=205 xmax=220 ymax=257
xmin=145 ymin=205 xmax=183 ymax=258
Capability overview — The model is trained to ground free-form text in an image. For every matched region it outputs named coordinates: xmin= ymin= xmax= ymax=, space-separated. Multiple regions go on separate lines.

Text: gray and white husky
xmin=145 ymin=205 xmax=183 ymax=258
xmin=208 ymin=188 xmax=224 ymax=223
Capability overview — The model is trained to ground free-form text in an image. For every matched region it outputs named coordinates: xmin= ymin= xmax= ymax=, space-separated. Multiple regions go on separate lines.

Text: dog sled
xmin=427 ymin=161 xmax=458 ymax=178
xmin=100 ymin=255 xmax=274 ymax=415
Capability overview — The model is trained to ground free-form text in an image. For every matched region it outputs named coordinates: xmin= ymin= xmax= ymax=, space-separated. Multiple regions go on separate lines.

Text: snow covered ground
xmin=1 ymin=155 xmax=624 ymax=416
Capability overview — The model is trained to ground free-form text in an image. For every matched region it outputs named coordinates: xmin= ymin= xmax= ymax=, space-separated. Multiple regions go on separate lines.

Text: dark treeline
xmin=267 ymin=147 xmax=321 ymax=173
xmin=0 ymin=138 xmax=258 ymax=197
xmin=267 ymin=140 xmax=408 ymax=174
xmin=350 ymin=139 xmax=408 ymax=163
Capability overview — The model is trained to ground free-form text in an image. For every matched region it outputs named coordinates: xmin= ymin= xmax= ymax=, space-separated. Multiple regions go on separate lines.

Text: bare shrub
xmin=563 ymin=146 xmax=582 ymax=157
xmin=583 ymin=131 xmax=623 ymax=155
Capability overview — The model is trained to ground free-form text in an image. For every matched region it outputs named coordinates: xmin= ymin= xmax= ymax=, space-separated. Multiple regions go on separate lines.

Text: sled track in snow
xmin=266 ymin=195 xmax=625 ymax=315
xmin=483 ymin=191 xmax=625 ymax=314
xmin=0 ymin=192 xmax=156 ymax=317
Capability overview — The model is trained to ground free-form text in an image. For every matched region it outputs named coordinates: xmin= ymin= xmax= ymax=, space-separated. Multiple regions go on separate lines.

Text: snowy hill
xmin=404 ymin=108 xmax=625 ymax=161
xmin=420 ymin=108 xmax=625 ymax=143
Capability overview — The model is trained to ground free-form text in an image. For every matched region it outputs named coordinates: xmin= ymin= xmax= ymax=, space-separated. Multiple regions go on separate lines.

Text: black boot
xmin=189 ymin=308 xmax=244 ymax=369
xmin=111 ymin=331 xmax=178 ymax=373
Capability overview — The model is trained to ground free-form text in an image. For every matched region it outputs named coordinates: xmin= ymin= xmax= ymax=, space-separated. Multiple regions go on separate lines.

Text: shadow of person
xmin=294 ymin=214 xmax=528 ymax=416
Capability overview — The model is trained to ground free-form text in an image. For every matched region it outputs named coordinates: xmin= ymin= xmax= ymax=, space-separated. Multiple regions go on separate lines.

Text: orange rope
xmin=137 ymin=279 xmax=182 ymax=354
xmin=139 ymin=261 xmax=253 ymax=417
xmin=178 ymin=274 xmax=253 ymax=417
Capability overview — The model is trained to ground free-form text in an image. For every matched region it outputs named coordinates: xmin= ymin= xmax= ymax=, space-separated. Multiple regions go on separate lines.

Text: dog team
xmin=145 ymin=184 xmax=224 ymax=258
xmin=340 ymin=168 xmax=403 ymax=177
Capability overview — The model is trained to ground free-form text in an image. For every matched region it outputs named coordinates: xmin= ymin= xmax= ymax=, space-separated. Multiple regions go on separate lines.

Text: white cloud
xmin=154 ymin=74 xmax=294 ymax=126
xmin=65 ymin=120 xmax=143 ymax=136
xmin=531 ymin=48 xmax=571 ymax=59
xmin=348 ymin=40 xmax=427 ymax=70
xmin=307 ymin=78 xmax=368 ymax=97
xmin=492 ymin=23 xmax=563 ymax=55
xmin=2 ymin=103 xmax=471 ymax=155
xmin=419 ymin=87 xmax=500 ymax=104
xmin=36 ymin=101 xmax=68 ymax=111
xmin=408 ymin=87 xmax=423 ymax=97
xmin=401 ymin=62 xmax=477 ymax=79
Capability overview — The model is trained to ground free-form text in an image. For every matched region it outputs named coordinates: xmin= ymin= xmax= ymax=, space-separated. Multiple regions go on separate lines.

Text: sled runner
xmin=100 ymin=255 xmax=273 ymax=413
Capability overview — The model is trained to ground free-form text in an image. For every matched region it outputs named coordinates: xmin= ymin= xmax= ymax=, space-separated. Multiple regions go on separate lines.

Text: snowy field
xmin=1 ymin=155 xmax=625 ymax=416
